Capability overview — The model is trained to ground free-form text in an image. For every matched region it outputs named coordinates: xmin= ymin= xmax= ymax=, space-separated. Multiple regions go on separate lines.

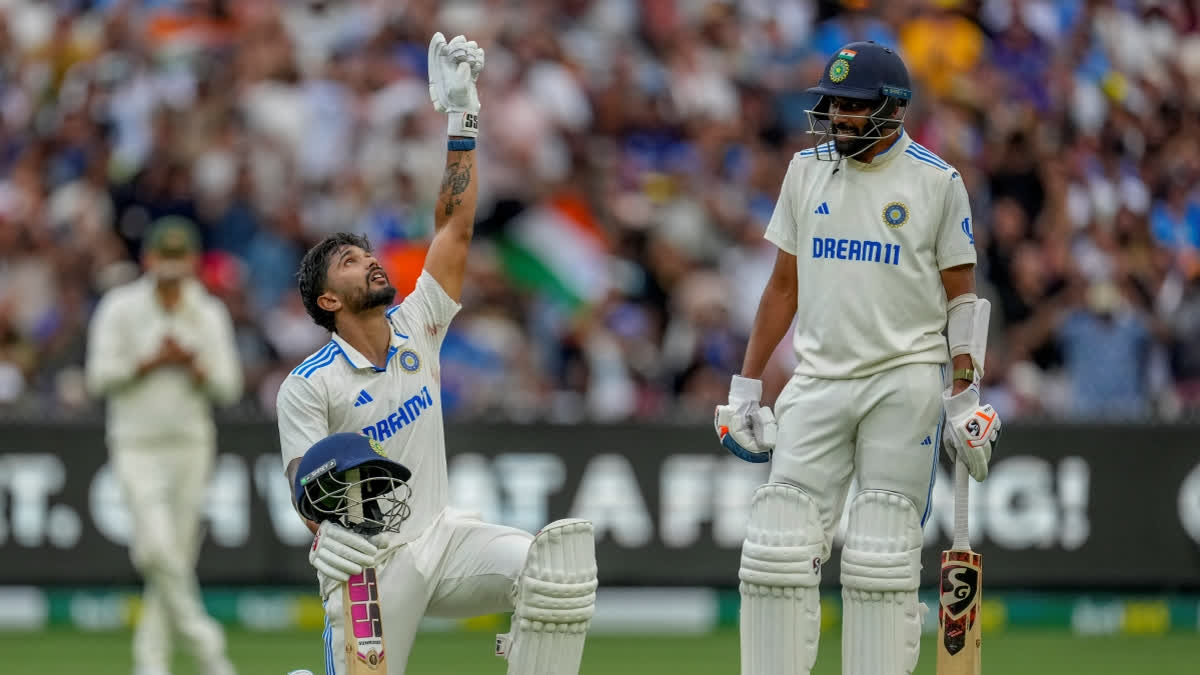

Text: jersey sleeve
xmin=85 ymin=291 xmax=137 ymax=397
xmin=275 ymin=375 xmax=330 ymax=469
xmin=198 ymin=298 xmax=244 ymax=406
xmin=389 ymin=270 xmax=462 ymax=350
xmin=935 ymin=175 xmax=979 ymax=270
xmin=763 ymin=158 xmax=800 ymax=256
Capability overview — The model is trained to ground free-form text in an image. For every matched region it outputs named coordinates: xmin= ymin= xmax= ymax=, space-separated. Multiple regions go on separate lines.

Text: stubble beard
xmin=351 ymin=284 xmax=397 ymax=313
xmin=834 ymin=134 xmax=874 ymax=158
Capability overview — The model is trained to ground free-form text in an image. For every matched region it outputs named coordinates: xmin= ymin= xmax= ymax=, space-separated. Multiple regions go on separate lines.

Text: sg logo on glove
xmin=962 ymin=406 xmax=998 ymax=449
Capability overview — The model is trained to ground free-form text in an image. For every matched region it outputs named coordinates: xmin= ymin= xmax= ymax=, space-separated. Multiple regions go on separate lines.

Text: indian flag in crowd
xmin=498 ymin=192 xmax=612 ymax=310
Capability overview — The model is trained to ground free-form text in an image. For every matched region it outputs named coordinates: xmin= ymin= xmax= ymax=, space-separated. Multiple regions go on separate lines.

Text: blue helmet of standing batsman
xmin=293 ymin=432 xmax=413 ymax=535
xmin=805 ymin=41 xmax=912 ymax=161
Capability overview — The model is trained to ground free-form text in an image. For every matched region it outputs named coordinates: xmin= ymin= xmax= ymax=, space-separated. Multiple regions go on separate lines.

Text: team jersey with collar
xmin=276 ymin=270 xmax=460 ymax=545
xmin=764 ymin=129 xmax=978 ymax=379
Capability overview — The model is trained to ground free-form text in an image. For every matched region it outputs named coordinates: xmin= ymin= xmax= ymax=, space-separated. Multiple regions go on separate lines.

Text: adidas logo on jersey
xmin=814 ymin=202 xmax=830 ymax=215
xmin=353 ymin=389 xmax=374 ymax=407
xmin=921 ymin=436 xmax=932 ymax=446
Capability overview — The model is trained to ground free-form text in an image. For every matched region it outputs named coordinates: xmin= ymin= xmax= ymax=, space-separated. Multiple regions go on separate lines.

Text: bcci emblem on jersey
xmin=883 ymin=202 xmax=909 ymax=228
xmin=399 ymin=349 xmax=421 ymax=373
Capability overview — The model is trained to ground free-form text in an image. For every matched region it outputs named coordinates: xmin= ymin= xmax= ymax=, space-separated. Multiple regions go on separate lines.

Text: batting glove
xmin=428 ymin=32 xmax=484 ymax=137
xmin=309 ymin=520 xmax=378 ymax=582
xmin=942 ymin=384 xmax=1001 ymax=482
xmin=715 ymin=375 xmax=777 ymax=463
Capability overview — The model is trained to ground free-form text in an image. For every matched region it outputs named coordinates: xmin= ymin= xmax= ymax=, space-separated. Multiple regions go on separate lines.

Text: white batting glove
xmin=942 ymin=385 xmax=1001 ymax=482
xmin=428 ymin=32 xmax=484 ymax=137
xmin=715 ymin=375 xmax=777 ymax=463
xmin=308 ymin=520 xmax=378 ymax=582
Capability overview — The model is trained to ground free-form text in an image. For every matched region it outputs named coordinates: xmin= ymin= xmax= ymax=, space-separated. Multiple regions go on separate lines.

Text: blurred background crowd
xmin=1 ymin=0 xmax=1198 ymax=422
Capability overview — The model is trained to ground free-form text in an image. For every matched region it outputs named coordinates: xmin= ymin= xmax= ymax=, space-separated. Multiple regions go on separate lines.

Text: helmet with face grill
xmin=293 ymin=432 xmax=413 ymax=535
xmin=805 ymin=41 xmax=913 ymax=161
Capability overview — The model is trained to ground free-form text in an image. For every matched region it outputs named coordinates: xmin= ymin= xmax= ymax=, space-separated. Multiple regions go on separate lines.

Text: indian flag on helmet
xmin=838 ymin=49 xmax=857 ymax=59
xmin=497 ymin=192 xmax=612 ymax=311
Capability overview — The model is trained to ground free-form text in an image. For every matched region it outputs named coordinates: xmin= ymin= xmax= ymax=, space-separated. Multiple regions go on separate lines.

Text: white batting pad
xmin=840 ymin=490 xmax=925 ymax=675
xmin=498 ymin=519 xmax=597 ymax=675
xmin=739 ymin=483 xmax=824 ymax=675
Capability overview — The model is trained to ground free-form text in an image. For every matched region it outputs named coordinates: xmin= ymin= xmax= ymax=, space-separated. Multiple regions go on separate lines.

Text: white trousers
xmin=111 ymin=437 xmax=226 ymax=673
xmin=767 ymin=362 xmax=945 ymax=557
xmin=321 ymin=508 xmax=534 ymax=675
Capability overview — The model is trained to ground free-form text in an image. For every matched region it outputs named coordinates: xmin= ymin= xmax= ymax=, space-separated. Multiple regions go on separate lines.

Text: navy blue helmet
xmin=805 ymin=41 xmax=912 ymax=161
xmin=293 ymin=432 xmax=413 ymax=535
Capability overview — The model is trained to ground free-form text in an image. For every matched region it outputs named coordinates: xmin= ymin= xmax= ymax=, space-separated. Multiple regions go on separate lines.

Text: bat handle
xmin=346 ymin=468 xmax=364 ymax=525
xmin=953 ymin=458 xmax=970 ymax=550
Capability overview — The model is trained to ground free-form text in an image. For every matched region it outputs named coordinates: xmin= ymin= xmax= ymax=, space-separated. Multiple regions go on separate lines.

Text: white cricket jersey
xmin=86 ymin=277 xmax=243 ymax=446
xmin=764 ymin=129 xmax=977 ymax=379
xmin=276 ymin=270 xmax=460 ymax=545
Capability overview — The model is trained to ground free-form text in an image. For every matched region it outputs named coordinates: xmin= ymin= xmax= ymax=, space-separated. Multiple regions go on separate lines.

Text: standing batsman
xmin=86 ymin=217 xmax=242 ymax=675
xmin=714 ymin=42 xmax=1001 ymax=675
xmin=275 ymin=33 xmax=597 ymax=675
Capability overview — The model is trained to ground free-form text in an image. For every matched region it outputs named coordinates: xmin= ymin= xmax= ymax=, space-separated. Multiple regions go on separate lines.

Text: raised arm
xmin=423 ymin=148 xmax=478 ymax=302
xmin=421 ymin=32 xmax=485 ymax=302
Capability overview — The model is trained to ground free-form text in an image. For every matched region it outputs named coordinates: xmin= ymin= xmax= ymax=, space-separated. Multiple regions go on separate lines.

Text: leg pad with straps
xmin=497 ymin=519 xmax=597 ymax=675
xmin=739 ymin=483 xmax=824 ymax=675
xmin=840 ymin=490 xmax=925 ymax=675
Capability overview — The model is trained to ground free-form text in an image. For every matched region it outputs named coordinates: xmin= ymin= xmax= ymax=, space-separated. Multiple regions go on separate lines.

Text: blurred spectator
xmin=1058 ymin=281 xmax=1155 ymax=418
xmin=0 ymin=0 xmax=1198 ymax=422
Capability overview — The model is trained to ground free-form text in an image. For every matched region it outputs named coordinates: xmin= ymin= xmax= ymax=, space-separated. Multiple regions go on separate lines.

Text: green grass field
xmin=1 ymin=628 xmax=1197 ymax=674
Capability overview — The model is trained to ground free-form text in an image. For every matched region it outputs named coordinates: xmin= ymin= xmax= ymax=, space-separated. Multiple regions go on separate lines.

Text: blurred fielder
xmin=275 ymin=33 xmax=596 ymax=675
xmin=714 ymin=42 xmax=1001 ymax=675
xmin=86 ymin=217 xmax=242 ymax=675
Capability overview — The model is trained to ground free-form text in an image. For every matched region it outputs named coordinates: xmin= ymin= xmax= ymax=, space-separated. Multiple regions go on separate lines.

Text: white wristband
xmin=729 ymin=375 xmax=763 ymax=403
xmin=448 ymin=111 xmax=480 ymax=137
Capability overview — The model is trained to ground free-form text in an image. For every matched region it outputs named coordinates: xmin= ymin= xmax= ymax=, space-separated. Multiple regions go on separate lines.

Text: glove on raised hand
xmin=428 ymin=32 xmax=484 ymax=137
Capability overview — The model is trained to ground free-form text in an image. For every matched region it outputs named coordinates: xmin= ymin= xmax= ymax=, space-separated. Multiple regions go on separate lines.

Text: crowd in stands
xmin=1 ymin=0 xmax=1198 ymax=422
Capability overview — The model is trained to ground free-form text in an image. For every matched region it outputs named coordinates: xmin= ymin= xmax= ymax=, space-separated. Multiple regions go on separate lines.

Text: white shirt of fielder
xmin=87 ymin=276 xmax=243 ymax=444
xmin=276 ymin=270 xmax=459 ymax=546
xmin=764 ymin=129 xmax=977 ymax=378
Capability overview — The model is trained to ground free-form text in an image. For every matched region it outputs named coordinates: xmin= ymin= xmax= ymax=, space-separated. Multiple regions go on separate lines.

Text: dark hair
xmin=297 ymin=232 xmax=373 ymax=333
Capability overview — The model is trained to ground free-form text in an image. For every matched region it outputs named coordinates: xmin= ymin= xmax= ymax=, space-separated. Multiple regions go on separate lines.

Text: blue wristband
xmin=448 ymin=138 xmax=476 ymax=151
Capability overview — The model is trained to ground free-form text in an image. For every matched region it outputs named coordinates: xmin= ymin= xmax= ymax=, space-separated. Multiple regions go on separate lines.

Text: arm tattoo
xmin=440 ymin=159 xmax=473 ymax=216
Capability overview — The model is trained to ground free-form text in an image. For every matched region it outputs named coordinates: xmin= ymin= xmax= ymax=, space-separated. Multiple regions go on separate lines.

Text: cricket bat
xmin=937 ymin=459 xmax=982 ymax=674
xmin=343 ymin=469 xmax=387 ymax=673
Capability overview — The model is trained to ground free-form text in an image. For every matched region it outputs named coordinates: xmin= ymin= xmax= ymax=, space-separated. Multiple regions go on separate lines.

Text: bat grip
xmin=346 ymin=468 xmax=364 ymax=525
xmin=953 ymin=458 xmax=970 ymax=550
